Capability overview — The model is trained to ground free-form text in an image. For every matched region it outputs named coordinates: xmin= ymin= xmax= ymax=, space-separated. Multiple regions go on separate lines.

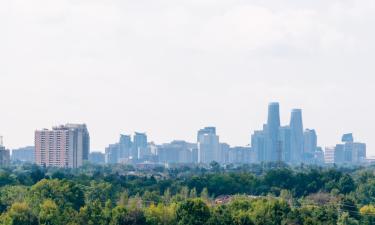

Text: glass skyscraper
xmin=265 ymin=102 xmax=281 ymax=162
xmin=290 ymin=109 xmax=304 ymax=163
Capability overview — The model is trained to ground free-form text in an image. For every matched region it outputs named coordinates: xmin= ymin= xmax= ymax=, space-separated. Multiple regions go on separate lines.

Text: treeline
xmin=1 ymin=163 xmax=375 ymax=224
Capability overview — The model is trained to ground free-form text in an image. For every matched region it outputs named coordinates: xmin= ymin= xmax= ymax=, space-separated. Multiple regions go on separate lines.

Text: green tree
xmin=337 ymin=212 xmax=359 ymax=225
xmin=176 ymin=199 xmax=210 ymax=225
xmin=0 ymin=202 xmax=38 ymax=225
xmin=145 ymin=203 xmax=177 ymax=225
xmin=29 ymin=179 xmax=84 ymax=211
xmin=39 ymin=199 xmax=61 ymax=225
xmin=77 ymin=200 xmax=106 ymax=225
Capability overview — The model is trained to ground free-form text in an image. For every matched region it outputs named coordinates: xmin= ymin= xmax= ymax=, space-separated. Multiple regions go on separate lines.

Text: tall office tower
xmin=11 ymin=146 xmax=35 ymax=163
xmin=304 ymin=129 xmax=317 ymax=153
xmin=303 ymin=129 xmax=317 ymax=163
xmin=251 ymin=130 xmax=266 ymax=163
xmin=197 ymin=127 xmax=220 ymax=163
xmin=334 ymin=144 xmax=345 ymax=164
xmin=35 ymin=124 xmax=90 ymax=168
xmin=265 ymin=102 xmax=281 ymax=162
xmin=133 ymin=132 xmax=148 ymax=160
xmin=197 ymin=127 xmax=216 ymax=142
xmin=353 ymin=143 xmax=366 ymax=163
xmin=65 ymin=124 xmax=90 ymax=161
xmin=289 ymin=109 xmax=304 ymax=164
xmin=0 ymin=137 xmax=10 ymax=167
xmin=220 ymin=143 xmax=230 ymax=164
xmin=105 ymin=143 xmax=120 ymax=164
xmin=119 ymin=134 xmax=132 ymax=159
xmin=278 ymin=126 xmax=291 ymax=163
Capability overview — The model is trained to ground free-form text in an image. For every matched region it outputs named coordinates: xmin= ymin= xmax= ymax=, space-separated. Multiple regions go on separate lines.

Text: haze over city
xmin=1 ymin=0 xmax=374 ymax=154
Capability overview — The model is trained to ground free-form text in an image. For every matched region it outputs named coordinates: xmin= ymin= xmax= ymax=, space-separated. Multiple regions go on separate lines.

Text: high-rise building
xmin=303 ymin=129 xmax=317 ymax=163
xmin=133 ymin=132 xmax=148 ymax=160
xmin=324 ymin=147 xmax=335 ymax=164
xmin=197 ymin=127 xmax=220 ymax=163
xmin=35 ymin=124 xmax=90 ymax=168
xmin=251 ymin=130 xmax=266 ymax=162
xmin=197 ymin=127 xmax=216 ymax=142
xmin=265 ymin=102 xmax=281 ymax=162
xmin=290 ymin=109 xmax=304 ymax=164
xmin=220 ymin=143 xmax=230 ymax=164
xmin=157 ymin=141 xmax=195 ymax=164
xmin=65 ymin=124 xmax=90 ymax=161
xmin=278 ymin=126 xmax=291 ymax=162
xmin=119 ymin=134 xmax=132 ymax=159
xmin=304 ymin=129 xmax=317 ymax=153
xmin=11 ymin=146 xmax=35 ymax=163
xmin=314 ymin=147 xmax=325 ymax=164
xmin=228 ymin=146 xmax=252 ymax=164
xmin=105 ymin=143 xmax=120 ymax=164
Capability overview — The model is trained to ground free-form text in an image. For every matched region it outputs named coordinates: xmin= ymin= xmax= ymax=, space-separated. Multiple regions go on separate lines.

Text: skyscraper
xmin=265 ymin=102 xmax=281 ymax=162
xmin=278 ymin=126 xmax=291 ymax=162
xmin=35 ymin=124 xmax=90 ymax=168
xmin=105 ymin=143 xmax=120 ymax=164
xmin=303 ymin=129 xmax=317 ymax=163
xmin=290 ymin=109 xmax=304 ymax=163
xmin=197 ymin=127 xmax=220 ymax=163
xmin=251 ymin=130 xmax=266 ymax=162
xmin=65 ymin=124 xmax=90 ymax=161
xmin=133 ymin=132 xmax=148 ymax=160
xmin=119 ymin=134 xmax=132 ymax=159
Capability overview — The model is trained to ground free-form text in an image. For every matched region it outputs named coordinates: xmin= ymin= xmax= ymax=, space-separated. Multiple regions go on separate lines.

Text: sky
xmin=1 ymin=0 xmax=375 ymax=154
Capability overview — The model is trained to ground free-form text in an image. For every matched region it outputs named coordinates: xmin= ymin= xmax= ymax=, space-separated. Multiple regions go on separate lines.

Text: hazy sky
xmin=1 ymin=0 xmax=375 ymax=154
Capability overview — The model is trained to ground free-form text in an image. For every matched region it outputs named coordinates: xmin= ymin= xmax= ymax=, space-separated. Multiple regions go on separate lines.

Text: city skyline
xmin=1 ymin=0 xmax=374 ymax=154
xmin=0 ymin=102 xmax=369 ymax=157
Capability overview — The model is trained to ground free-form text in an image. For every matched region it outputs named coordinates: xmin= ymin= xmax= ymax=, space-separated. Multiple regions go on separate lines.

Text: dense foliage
xmin=1 ymin=163 xmax=375 ymax=224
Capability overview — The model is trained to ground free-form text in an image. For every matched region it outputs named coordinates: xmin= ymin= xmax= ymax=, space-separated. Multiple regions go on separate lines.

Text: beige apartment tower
xmin=35 ymin=124 xmax=90 ymax=168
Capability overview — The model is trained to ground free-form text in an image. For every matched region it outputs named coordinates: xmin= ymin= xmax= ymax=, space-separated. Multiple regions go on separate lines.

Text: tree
xmin=77 ymin=200 xmax=106 ymax=225
xmin=145 ymin=203 xmax=177 ymax=225
xmin=337 ymin=212 xmax=359 ymax=225
xmin=29 ymin=179 xmax=85 ymax=211
xmin=0 ymin=202 xmax=38 ymax=225
xmin=111 ymin=206 xmax=128 ymax=225
xmin=338 ymin=175 xmax=356 ymax=194
xmin=176 ymin=199 xmax=211 ymax=225
xmin=39 ymin=199 xmax=61 ymax=225
xmin=200 ymin=188 xmax=209 ymax=202
xmin=360 ymin=205 xmax=375 ymax=225
xmin=206 ymin=205 xmax=234 ymax=225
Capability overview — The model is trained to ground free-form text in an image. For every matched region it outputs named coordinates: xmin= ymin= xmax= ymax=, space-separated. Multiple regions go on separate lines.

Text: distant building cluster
xmin=250 ymin=103 xmax=324 ymax=165
xmin=0 ymin=103 xmax=369 ymax=168
xmin=324 ymin=133 xmax=366 ymax=164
